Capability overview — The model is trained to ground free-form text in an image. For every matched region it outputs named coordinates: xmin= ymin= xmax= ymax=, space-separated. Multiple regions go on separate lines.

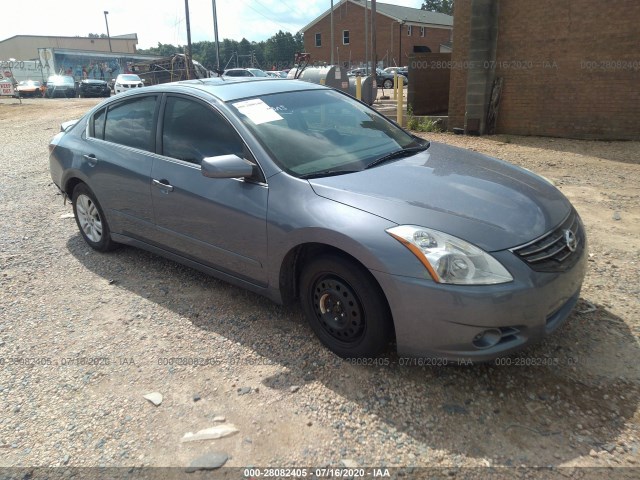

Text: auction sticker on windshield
xmin=233 ymin=98 xmax=283 ymax=125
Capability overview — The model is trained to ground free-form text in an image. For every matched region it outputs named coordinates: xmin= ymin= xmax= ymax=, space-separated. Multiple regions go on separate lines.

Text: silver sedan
xmin=49 ymin=78 xmax=587 ymax=362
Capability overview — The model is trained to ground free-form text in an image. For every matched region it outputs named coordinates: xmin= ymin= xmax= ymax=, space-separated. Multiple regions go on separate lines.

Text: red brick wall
xmin=303 ymin=2 xmax=452 ymax=67
xmin=449 ymin=0 xmax=640 ymax=139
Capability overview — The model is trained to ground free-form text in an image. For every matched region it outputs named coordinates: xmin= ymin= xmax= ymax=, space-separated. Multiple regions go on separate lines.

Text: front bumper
xmin=80 ymin=87 xmax=110 ymax=97
xmin=372 ymin=242 xmax=587 ymax=362
xmin=115 ymin=83 xmax=143 ymax=93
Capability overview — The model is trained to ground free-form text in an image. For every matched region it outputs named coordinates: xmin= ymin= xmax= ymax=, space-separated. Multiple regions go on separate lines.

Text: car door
xmin=150 ymin=94 xmax=269 ymax=286
xmin=84 ymin=94 xmax=159 ymax=241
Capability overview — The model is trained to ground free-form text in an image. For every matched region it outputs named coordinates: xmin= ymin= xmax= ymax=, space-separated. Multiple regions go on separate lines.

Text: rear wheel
xmin=72 ymin=184 xmax=116 ymax=252
xmin=383 ymin=78 xmax=393 ymax=89
xmin=300 ymin=254 xmax=392 ymax=358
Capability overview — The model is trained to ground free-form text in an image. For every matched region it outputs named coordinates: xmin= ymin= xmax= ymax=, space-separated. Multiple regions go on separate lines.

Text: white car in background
xmin=114 ymin=74 xmax=144 ymax=94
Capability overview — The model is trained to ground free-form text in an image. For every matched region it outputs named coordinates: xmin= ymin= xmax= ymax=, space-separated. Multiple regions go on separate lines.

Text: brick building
xmin=301 ymin=0 xmax=453 ymax=68
xmin=448 ymin=0 xmax=640 ymax=140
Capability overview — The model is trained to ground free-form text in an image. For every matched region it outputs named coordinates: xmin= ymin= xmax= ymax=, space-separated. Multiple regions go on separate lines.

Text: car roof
xmin=140 ymin=77 xmax=326 ymax=103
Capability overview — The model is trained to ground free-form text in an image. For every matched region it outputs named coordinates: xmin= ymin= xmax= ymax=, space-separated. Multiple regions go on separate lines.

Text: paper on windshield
xmin=233 ymin=99 xmax=283 ymax=125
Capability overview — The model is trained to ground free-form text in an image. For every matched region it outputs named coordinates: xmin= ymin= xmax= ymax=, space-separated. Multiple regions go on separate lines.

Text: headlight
xmin=386 ymin=225 xmax=513 ymax=285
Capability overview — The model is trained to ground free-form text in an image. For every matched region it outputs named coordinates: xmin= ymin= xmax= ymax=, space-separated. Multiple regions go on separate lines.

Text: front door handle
xmin=153 ymin=178 xmax=174 ymax=193
xmin=82 ymin=154 xmax=98 ymax=167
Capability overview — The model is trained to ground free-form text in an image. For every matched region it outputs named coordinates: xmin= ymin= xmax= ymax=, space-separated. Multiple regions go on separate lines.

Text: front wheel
xmin=300 ymin=254 xmax=392 ymax=358
xmin=383 ymin=79 xmax=393 ymax=89
xmin=72 ymin=184 xmax=116 ymax=252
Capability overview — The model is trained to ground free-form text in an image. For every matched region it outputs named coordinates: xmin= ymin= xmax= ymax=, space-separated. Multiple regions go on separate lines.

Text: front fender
xmin=265 ymin=173 xmax=429 ymax=292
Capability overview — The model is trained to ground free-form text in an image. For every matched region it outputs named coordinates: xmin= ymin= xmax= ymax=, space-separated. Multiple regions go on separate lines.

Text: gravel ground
xmin=0 ymin=97 xmax=639 ymax=477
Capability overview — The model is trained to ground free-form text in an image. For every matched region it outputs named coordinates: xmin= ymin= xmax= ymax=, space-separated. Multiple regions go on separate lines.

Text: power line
xmin=235 ymin=0 xmax=299 ymax=33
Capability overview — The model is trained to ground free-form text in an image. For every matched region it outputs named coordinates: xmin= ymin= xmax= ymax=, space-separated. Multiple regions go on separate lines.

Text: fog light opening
xmin=472 ymin=329 xmax=502 ymax=349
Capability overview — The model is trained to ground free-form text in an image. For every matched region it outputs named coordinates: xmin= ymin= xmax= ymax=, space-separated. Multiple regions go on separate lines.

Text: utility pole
xmin=184 ymin=0 xmax=193 ymax=79
xmin=211 ymin=0 xmax=221 ymax=74
xmin=364 ymin=0 xmax=368 ymax=73
xmin=103 ymin=11 xmax=112 ymax=53
xmin=399 ymin=20 xmax=404 ymax=67
xmin=371 ymin=0 xmax=377 ymax=74
xmin=330 ymin=0 xmax=334 ymax=64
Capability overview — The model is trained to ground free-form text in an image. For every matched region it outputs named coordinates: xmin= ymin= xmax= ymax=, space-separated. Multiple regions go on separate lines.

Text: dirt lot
xmin=0 ymin=97 xmax=639 ymax=477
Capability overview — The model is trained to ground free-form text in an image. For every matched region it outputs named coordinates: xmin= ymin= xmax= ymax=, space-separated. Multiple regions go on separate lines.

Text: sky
xmin=3 ymin=0 xmax=425 ymax=49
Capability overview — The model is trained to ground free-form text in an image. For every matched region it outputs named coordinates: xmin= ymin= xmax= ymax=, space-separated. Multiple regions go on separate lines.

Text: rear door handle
xmin=153 ymin=178 xmax=174 ymax=193
xmin=82 ymin=154 xmax=98 ymax=167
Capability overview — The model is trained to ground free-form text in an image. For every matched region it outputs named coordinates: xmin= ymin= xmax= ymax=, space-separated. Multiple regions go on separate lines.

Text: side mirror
xmin=201 ymin=154 xmax=255 ymax=179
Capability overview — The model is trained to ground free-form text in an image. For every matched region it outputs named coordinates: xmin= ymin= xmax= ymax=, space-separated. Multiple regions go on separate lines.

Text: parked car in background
xmin=223 ymin=68 xmax=269 ymax=77
xmin=266 ymin=71 xmax=287 ymax=78
xmin=16 ymin=80 xmax=43 ymax=98
xmin=49 ymin=77 xmax=587 ymax=362
xmin=45 ymin=75 xmax=76 ymax=98
xmin=347 ymin=68 xmax=407 ymax=89
xmin=383 ymin=66 xmax=409 ymax=79
xmin=78 ymin=79 xmax=111 ymax=98
xmin=114 ymin=74 xmax=144 ymax=94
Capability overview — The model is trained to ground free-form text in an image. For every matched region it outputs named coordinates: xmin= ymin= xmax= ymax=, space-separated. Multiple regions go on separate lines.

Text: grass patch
xmin=406 ymin=107 xmax=443 ymax=133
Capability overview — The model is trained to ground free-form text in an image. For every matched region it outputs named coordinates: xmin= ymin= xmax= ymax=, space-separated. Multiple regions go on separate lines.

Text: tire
xmin=383 ymin=79 xmax=393 ymax=89
xmin=300 ymin=254 xmax=392 ymax=358
xmin=72 ymin=184 xmax=116 ymax=252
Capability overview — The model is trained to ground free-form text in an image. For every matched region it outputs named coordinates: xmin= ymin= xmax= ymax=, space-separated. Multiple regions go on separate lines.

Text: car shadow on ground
xmin=68 ymin=238 xmax=640 ymax=468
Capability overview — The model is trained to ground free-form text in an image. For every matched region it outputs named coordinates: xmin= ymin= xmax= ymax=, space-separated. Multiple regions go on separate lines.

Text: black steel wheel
xmin=301 ymin=254 xmax=392 ymax=358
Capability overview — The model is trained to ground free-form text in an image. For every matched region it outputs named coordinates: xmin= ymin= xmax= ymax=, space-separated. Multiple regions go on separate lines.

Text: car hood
xmin=308 ymin=142 xmax=571 ymax=251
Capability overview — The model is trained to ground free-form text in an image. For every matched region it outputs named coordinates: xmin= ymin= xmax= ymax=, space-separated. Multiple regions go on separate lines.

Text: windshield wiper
xmin=299 ymin=169 xmax=361 ymax=180
xmin=364 ymin=146 xmax=428 ymax=170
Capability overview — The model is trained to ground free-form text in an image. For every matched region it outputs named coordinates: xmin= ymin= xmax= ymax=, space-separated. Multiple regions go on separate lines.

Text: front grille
xmin=511 ymin=210 xmax=585 ymax=272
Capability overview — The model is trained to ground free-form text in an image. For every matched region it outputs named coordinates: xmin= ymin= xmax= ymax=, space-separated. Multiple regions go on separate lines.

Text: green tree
xmin=421 ymin=0 xmax=454 ymax=15
xmin=136 ymin=30 xmax=305 ymax=71
xmin=138 ymin=42 xmax=183 ymax=57
xmin=263 ymin=31 xmax=304 ymax=69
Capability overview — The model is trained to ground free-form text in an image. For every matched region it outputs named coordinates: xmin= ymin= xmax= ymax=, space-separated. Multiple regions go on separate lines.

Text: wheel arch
xmin=278 ymin=242 xmax=395 ymax=336
xmin=63 ymin=176 xmax=87 ymax=199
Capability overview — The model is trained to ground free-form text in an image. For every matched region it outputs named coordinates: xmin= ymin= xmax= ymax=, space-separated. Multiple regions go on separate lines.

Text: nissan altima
xmin=49 ymin=78 xmax=587 ymax=361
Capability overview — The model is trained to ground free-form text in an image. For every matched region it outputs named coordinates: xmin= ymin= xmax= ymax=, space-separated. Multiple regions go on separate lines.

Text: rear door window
xmin=101 ymin=96 xmax=158 ymax=151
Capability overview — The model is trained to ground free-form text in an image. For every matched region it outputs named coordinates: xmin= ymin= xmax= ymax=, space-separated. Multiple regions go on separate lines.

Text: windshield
xmin=48 ymin=76 xmax=74 ymax=85
xmin=119 ymin=75 xmax=141 ymax=81
xmin=248 ymin=69 xmax=268 ymax=77
xmin=230 ymin=89 xmax=421 ymax=177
